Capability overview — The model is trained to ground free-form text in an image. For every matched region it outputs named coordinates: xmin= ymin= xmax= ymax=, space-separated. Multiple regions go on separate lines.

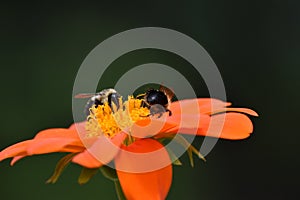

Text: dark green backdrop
xmin=0 ymin=1 xmax=299 ymax=199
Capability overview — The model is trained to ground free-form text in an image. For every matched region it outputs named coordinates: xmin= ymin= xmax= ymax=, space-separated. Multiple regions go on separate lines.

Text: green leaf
xmin=171 ymin=134 xmax=191 ymax=149
xmin=114 ymin=180 xmax=127 ymax=200
xmin=46 ymin=153 xmax=77 ymax=184
xmin=187 ymin=146 xmax=194 ymax=167
xmin=189 ymin=145 xmax=206 ymax=162
xmin=165 ymin=147 xmax=182 ymax=166
xmin=78 ymin=167 xmax=99 ymax=185
xmin=100 ymin=166 xmax=125 ymax=199
xmin=172 ymin=135 xmax=206 ymax=167
xmin=99 ymin=165 xmax=118 ymax=181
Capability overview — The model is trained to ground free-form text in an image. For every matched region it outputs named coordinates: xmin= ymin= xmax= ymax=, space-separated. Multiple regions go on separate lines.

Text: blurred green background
xmin=0 ymin=1 xmax=299 ymax=199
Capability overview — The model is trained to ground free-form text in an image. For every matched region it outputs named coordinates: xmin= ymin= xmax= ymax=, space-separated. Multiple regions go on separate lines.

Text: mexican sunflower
xmin=0 ymin=96 xmax=257 ymax=200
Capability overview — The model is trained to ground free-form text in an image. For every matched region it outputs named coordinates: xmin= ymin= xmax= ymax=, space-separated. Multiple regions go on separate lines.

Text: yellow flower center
xmin=85 ymin=96 xmax=150 ymax=138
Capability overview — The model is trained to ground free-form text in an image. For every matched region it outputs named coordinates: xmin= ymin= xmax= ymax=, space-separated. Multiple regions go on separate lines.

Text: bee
xmin=75 ymin=88 xmax=121 ymax=116
xmin=137 ymin=85 xmax=174 ymax=117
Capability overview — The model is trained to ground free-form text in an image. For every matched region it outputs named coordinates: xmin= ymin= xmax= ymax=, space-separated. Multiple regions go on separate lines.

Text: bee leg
xmin=136 ymin=93 xmax=146 ymax=99
xmin=166 ymin=109 xmax=172 ymax=116
xmin=149 ymin=104 xmax=166 ymax=118
xmin=140 ymin=114 xmax=149 ymax=117
xmin=108 ymin=92 xmax=121 ymax=112
xmin=139 ymin=99 xmax=150 ymax=108
xmin=140 ymin=101 xmax=147 ymax=108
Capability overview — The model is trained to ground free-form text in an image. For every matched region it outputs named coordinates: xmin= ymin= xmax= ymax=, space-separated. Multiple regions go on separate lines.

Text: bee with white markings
xmin=75 ymin=88 xmax=121 ymax=116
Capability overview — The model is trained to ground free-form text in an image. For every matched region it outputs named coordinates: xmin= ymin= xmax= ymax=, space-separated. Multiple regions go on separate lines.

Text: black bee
xmin=137 ymin=85 xmax=174 ymax=117
xmin=75 ymin=88 xmax=121 ymax=116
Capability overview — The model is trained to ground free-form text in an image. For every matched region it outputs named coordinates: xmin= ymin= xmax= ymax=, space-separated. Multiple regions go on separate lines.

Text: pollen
xmin=85 ymin=96 xmax=150 ymax=138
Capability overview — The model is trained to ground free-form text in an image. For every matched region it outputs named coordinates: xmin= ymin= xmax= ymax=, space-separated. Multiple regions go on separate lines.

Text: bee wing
xmin=159 ymin=85 xmax=175 ymax=100
xmin=74 ymin=93 xmax=95 ymax=98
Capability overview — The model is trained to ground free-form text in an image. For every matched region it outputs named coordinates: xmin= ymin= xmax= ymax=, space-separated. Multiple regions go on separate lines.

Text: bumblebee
xmin=138 ymin=85 xmax=174 ymax=117
xmin=75 ymin=88 xmax=121 ymax=116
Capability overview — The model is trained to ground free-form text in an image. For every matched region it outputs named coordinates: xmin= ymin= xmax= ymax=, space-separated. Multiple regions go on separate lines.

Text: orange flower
xmin=0 ymin=97 xmax=257 ymax=200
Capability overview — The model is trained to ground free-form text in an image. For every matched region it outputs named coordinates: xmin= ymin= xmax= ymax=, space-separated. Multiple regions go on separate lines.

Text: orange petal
xmin=72 ymin=150 xmax=103 ymax=168
xmin=0 ymin=140 xmax=32 ymax=162
xmin=27 ymin=138 xmax=84 ymax=155
xmin=115 ymin=139 xmax=172 ymax=200
xmin=34 ymin=128 xmax=81 ymax=140
xmin=203 ymin=113 xmax=254 ymax=139
xmin=0 ymin=128 xmax=85 ymax=164
xmin=68 ymin=121 xmax=87 ymax=133
xmin=72 ymin=132 xmax=127 ymax=168
xmin=69 ymin=122 xmax=97 ymax=147
xmin=170 ymin=98 xmax=230 ymax=115
xmin=29 ymin=128 xmax=84 ymax=154
xmin=132 ymin=117 xmax=177 ymax=138
xmin=173 ymin=113 xmax=254 ymax=140
xmin=155 ymin=113 xmax=210 ymax=138
xmin=210 ymin=107 xmax=258 ymax=116
xmin=10 ymin=156 xmax=25 ymax=166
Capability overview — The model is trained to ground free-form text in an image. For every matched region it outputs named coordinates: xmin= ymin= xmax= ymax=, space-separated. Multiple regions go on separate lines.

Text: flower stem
xmin=114 ymin=180 xmax=126 ymax=200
